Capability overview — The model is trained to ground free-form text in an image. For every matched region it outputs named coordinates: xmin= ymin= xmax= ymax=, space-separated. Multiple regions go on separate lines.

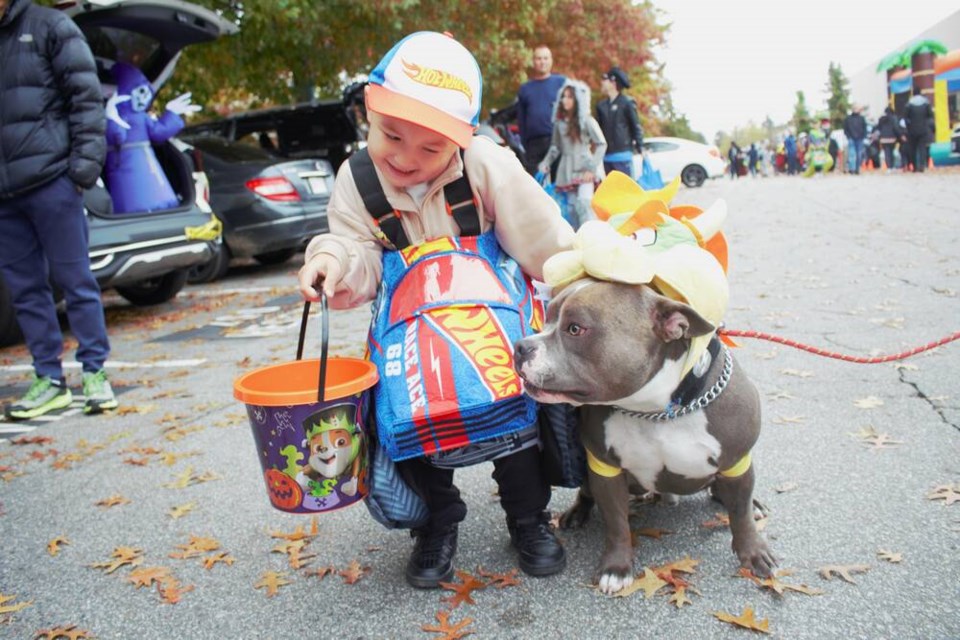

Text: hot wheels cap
xmin=367 ymin=31 xmax=482 ymax=148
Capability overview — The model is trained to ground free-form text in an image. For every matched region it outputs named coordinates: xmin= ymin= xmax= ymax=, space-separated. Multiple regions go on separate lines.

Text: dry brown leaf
xmin=712 ymin=606 xmax=771 ymax=633
xmin=877 ymin=549 xmax=903 ymax=563
xmin=440 ymin=570 xmax=487 ymax=607
xmin=339 ymin=559 xmax=371 ymax=585
xmin=613 ymin=568 xmax=667 ymax=599
xmin=928 ymin=484 xmax=960 ymax=506
xmin=422 ymin=610 xmax=475 ymax=640
xmin=669 ymin=586 xmax=693 ymax=608
xmin=47 ymin=536 xmax=70 ymax=557
xmin=9 ymin=435 xmax=54 ymax=446
xmin=202 ymin=553 xmax=236 ymax=570
xmin=268 ymin=522 xmax=318 ymax=542
xmin=114 ymin=404 xmax=156 ymax=416
xmin=254 ymin=571 xmax=292 ymax=597
xmin=168 ymin=502 xmax=197 ymax=519
xmin=819 ymin=564 xmax=871 ymax=584
xmin=156 ymin=576 xmax=194 ymax=604
xmin=739 ymin=568 xmax=824 ymax=596
xmin=170 ymin=535 xmax=221 ymax=559
xmin=635 ymin=527 xmax=673 ymax=540
xmin=33 ymin=625 xmax=94 ymax=639
xmin=0 ymin=592 xmax=32 ymax=616
xmin=89 ymin=546 xmax=144 ymax=574
xmin=122 ymin=457 xmax=150 ymax=467
xmin=94 ymin=495 xmax=131 ymax=509
xmin=476 ymin=566 xmax=520 ymax=589
xmin=127 ymin=566 xmax=173 ymax=588
xmin=303 ymin=565 xmax=336 ymax=580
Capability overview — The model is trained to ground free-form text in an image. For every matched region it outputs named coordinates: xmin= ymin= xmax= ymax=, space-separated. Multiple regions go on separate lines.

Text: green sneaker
xmin=6 ymin=376 xmax=73 ymax=420
xmin=82 ymin=369 xmax=118 ymax=414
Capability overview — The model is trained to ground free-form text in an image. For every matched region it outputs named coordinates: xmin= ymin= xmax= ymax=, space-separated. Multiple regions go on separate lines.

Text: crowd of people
xmin=727 ymin=95 xmax=939 ymax=179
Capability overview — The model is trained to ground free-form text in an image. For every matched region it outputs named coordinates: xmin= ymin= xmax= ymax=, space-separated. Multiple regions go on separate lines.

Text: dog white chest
xmin=603 ymin=411 xmax=721 ymax=491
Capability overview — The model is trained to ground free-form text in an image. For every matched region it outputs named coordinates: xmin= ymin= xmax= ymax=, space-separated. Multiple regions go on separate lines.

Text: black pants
xmin=522 ymin=136 xmax=553 ymax=176
xmin=397 ymin=444 xmax=550 ymax=531
xmin=881 ymin=143 xmax=896 ymax=169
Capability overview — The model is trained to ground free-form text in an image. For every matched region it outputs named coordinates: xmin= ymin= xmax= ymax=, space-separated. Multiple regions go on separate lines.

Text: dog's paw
xmin=597 ymin=569 xmax=634 ymax=595
xmin=736 ymin=539 xmax=778 ymax=578
xmin=558 ymin=500 xmax=592 ymax=530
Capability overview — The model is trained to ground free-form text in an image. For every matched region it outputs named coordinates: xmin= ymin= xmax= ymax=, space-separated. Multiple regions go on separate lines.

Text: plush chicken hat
xmin=542 ymin=171 xmax=731 ymax=375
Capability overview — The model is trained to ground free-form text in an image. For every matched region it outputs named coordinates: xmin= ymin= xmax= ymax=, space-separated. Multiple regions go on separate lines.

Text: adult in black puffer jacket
xmin=0 ymin=0 xmax=117 ymax=420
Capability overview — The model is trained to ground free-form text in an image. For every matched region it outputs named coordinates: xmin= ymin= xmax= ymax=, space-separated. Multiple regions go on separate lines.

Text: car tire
xmin=681 ymin=165 xmax=708 ymax=188
xmin=115 ymin=269 xmax=189 ymax=306
xmin=0 ymin=277 xmax=24 ymax=347
xmin=187 ymin=243 xmax=230 ymax=284
xmin=253 ymin=248 xmax=297 ymax=265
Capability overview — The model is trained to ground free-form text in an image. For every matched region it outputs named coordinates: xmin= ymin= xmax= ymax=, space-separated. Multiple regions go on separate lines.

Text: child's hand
xmin=298 ymin=254 xmax=341 ymax=301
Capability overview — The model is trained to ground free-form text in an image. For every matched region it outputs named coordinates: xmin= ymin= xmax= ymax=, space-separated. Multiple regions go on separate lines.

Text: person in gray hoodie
xmin=538 ymin=79 xmax=607 ymax=229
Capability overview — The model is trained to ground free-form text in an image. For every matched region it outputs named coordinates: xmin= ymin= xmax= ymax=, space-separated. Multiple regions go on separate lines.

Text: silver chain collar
xmin=613 ymin=347 xmax=734 ymax=422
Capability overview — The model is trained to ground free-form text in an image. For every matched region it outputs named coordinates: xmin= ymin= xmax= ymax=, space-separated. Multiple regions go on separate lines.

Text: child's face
xmin=366 ymin=111 xmax=459 ymax=189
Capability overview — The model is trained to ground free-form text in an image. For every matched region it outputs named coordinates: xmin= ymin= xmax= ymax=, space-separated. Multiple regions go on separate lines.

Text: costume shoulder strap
xmin=443 ymin=149 xmax=480 ymax=237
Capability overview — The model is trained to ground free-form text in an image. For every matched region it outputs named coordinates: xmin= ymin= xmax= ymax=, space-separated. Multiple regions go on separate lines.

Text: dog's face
xmin=514 ymin=279 xmax=714 ymax=406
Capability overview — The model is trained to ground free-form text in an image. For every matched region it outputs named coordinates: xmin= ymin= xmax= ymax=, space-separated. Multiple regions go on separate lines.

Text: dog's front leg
xmin=712 ymin=466 xmax=777 ymax=577
xmin=589 ymin=470 xmax=634 ymax=594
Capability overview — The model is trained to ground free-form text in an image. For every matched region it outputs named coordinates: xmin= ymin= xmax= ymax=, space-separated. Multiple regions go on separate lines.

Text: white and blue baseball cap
xmin=366 ymin=31 xmax=482 ymax=148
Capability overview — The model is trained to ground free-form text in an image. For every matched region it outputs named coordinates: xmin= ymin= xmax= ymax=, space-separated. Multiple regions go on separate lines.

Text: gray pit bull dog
xmin=514 ymin=278 xmax=776 ymax=594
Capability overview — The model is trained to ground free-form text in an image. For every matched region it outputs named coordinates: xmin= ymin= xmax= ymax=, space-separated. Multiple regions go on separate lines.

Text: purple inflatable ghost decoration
xmin=104 ymin=62 xmax=197 ymax=213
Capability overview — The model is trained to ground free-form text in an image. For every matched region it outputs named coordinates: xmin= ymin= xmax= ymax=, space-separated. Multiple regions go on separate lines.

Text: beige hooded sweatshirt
xmin=304 ymin=135 xmax=575 ymax=309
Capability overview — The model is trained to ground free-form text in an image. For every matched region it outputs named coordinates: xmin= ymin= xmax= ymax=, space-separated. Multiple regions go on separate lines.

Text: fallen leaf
xmin=169 ymin=535 xmax=221 ymax=559
xmin=739 ymin=568 xmax=824 ymax=596
xmin=877 ymin=549 xmax=903 ymax=563
xmin=114 ymin=404 xmax=156 ymax=416
xmin=775 ymin=482 xmax=799 ymax=493
xmin=635 ymin=527 xmax=673 ymax=540
xmin=669 ymin=586 xmax=693 ymax=608
xmin=94 ymin=495 xmax=131 ymax=509
xmin=89 ymin=546 xmax=144 ymax=574
xmin=928 ymin=484 xmax=960 ymax=506
xmin=157 ymin=576 xmax=194 ymax=604
xmin=712 ymin=606 xmax=771 ymax=633
xmin=254 ymin=571 xmax=292 ymax=597
xmin=853 ymin=396 xmax=884 ymax=409
xmin=0 ymin=592 xmax=32 ymax=616
xmin=613 ymin=568 xmax=667 ymax=599
xmin=476 ymin=566 xmax=520 ymax=589
xmin=127 ymin=566 xmax=173 ymax=588
xmin=766 ymin=390 xmax=796 ymax=400
xmin=339 ymin=559 xmax=371 ymax=585
xmin=47 ymin=536 xmax=70 ymax=557
xmin=422 ymin=610 xmax=475 ymax=640
xmin=772 ymin=415 xmax=807 ymax=425
xmin=33 ymin=625 xmax=94 ymax=639
xmin=303 ymin=566 xmax=336 ymax=580
xmin=818 ymin=564 xmax=871 ymax=584
xmin=10 ymin=435 xmax=54 ymax=446
xmin=440 ymin=570 xmax=487 ymax=607
xmin=202 ymin=553 xmax=236 ymax=570
xmin=268 ymin=522 xmax=318 ymax=542
xmin=168 ymin=502 xmax=197 ymax=519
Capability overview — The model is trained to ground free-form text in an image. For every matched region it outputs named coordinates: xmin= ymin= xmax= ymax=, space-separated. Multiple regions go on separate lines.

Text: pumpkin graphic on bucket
xmin=234 ymin=298 xmax=378 ymax=514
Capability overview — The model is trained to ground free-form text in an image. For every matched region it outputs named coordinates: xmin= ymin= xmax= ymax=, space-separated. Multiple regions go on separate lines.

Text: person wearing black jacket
xmin=876 ymin=106 xmax=903 ymax=171
xmin=596 ymin=66 xmax=644 ymax=178
xmin=843 ymin=105 xmax=868 ymax=174
xmin=903 ymin=94 xmax=934 ymax=173
xmin=0 ymin=0 xmax=117 ymax=419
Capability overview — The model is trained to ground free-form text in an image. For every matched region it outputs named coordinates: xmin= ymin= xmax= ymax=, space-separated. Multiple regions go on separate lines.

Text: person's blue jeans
xmin=0 ymin=174 xmax=110 ymax=380
xmin=847 ymin=138 xmax=865 ymax=173
xmin=603 ymin=160 xmax=634 ymax=180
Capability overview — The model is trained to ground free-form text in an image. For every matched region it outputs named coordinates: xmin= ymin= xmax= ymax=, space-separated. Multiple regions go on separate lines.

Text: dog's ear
xmin=651 ymin=297 xmax=715 ymax=342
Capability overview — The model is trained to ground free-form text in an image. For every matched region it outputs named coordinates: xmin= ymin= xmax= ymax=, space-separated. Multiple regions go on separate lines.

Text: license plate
xmin=307 ymin=177 xmax=328 ymax=194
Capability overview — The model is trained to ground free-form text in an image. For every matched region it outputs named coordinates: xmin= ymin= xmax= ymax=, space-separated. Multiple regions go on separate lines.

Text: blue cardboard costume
xmin=104 ymin=63 xmax=200 ymax=213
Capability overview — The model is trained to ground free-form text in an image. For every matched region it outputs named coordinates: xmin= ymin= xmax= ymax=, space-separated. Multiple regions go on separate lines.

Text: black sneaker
xmin=405 ymin=524 xmax=458 ymax=589
xmin=507 ymin=512 xmax=566 ymax=577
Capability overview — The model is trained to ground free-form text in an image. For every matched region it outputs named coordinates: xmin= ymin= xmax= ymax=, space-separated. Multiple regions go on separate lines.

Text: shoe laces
xmin=83 ymin=370 xmax=109 ymax=394
xmin=513 ymin=515 xmax=555 ymax=546
xmin=411 ymin=526 xmax=456 ymax=564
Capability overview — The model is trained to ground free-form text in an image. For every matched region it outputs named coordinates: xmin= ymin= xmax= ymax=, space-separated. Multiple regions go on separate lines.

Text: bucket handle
xmin=295 ymin=293 xmax=328 ymax=403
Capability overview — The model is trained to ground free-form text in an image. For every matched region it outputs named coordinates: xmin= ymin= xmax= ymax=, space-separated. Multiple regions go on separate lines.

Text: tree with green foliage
xmin=825 ymin=62 xmax=851 ymax=130
xmin=792 ymin=91 xmax=813 ymax=134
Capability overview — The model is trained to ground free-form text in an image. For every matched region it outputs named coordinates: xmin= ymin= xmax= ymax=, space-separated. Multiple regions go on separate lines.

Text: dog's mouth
xmin=520 ymin=379 xmax=585 ymax=401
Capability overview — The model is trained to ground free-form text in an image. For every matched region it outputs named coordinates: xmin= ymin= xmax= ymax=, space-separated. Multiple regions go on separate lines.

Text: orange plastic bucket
xmin=233 ymin=298 xmax=378 ymax=514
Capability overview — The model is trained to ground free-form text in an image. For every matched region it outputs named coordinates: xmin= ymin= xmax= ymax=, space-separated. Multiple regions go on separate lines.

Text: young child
xmin=538 ymin=79 xmax=606 ymax=229
xmin=297 ymin=31 xmax=575 ymax=589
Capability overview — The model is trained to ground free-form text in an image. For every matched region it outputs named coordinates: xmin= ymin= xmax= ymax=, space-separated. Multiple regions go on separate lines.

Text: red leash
xmin=718 ymin=328 xmax=960 ymax=364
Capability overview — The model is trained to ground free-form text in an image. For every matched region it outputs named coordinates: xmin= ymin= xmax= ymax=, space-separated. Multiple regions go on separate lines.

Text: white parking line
xmin=0 ymin=359 xmax=206 ymax=372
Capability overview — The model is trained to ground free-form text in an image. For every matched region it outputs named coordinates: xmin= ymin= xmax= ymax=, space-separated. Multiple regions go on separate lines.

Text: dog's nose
xmin=514 ymin=340 xmax=536 ymax=367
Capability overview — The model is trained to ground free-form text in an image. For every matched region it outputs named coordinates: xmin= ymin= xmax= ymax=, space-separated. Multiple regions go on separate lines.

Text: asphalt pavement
xmin=1 ymin=169 xmax=958 ymax=640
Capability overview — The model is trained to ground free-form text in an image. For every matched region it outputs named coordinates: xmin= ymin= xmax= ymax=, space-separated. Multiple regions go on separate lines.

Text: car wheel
xmin=0 ymin=277 xmax=24 ymax=347
xmin=253 ymin=248 xmax=297 ymax=265
xmin=115 ymin=269 xmax=189 ymax=306
xmin=187 ymin=243 xmax=230 ymax=284
xmin=681 ymin=165 xmax=707 ymax=188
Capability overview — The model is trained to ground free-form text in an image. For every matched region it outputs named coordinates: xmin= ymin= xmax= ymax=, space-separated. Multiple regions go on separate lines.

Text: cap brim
xmin=366 ymin=84 xmax=475 ymax=148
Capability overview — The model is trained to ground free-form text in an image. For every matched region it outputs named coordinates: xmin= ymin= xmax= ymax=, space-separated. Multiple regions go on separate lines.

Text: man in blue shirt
xmin=516 ymin=45 xmax=565 ymax=175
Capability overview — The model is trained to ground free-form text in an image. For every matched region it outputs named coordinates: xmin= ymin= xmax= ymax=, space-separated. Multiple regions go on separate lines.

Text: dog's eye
xmin=566 ymin=323 xmax=584 ymax=336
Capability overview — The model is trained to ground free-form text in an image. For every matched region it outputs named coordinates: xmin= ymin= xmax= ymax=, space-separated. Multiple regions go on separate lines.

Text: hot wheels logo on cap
xmin=402 ymin=60 xmax=474 ymax=103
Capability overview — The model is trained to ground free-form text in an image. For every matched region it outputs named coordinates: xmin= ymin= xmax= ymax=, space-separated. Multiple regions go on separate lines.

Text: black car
xmin=0 ymin=0 xmax=237 ymax=346
xmin=177 ymin=135 xmax=334 ymax=282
